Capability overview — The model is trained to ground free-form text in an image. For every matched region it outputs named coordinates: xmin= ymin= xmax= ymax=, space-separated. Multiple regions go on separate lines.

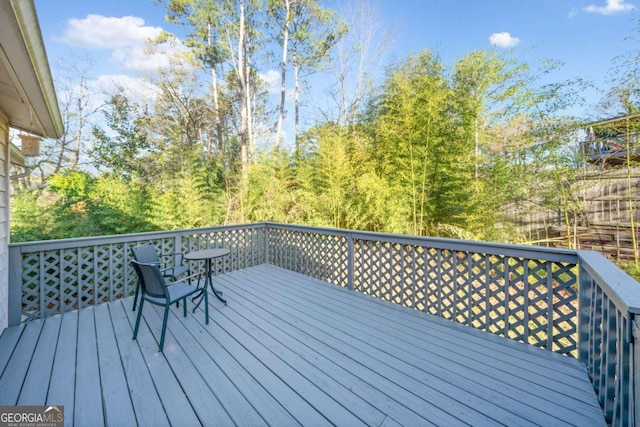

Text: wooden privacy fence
xmin=8 ymin=222 xmax=640 ymax=426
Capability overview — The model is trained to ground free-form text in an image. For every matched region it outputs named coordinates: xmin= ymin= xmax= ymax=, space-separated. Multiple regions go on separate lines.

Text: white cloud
xmin=61 ymin=15 xmax=162 ymax=49
xmin=260 ymin=69 xmax=281 ymax=94
xmin=111 ymin=46 xmax=172 ymax=72
xmin=489 ymin=32 xmax=521 ymax=48
xmin=94 ymin=74 xmax=159 ymax=105
xmin=60 ymin=15 xmax=189 ymax=73
xmin=584 ymin=0 xmax=635 ymax=15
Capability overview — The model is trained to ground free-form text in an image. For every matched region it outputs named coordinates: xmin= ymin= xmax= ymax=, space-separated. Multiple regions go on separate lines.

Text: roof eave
xmin=0 ymin=0 xmax=63 ymax=139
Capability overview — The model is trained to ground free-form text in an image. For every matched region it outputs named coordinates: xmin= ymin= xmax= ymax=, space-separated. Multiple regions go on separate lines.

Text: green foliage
xmin=617 ymin=261 xmax=640 ymax=282
xmin=10 ymin=190 xmax=53 ymax=242
xmin=10 ymin=2 xmax=598 ymax=255
xmin=245 ymin=151 xmax=306 ymax=223
xmin=369 ymin=50 xmax=478 ymax=235
xmin=90 ymin=92 xmax=151 ymax=179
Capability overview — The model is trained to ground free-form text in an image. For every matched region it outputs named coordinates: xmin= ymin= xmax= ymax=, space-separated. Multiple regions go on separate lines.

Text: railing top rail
xmin=13 ymin=221 xmax=640 ymax=313
xmin=9 ymin=223 xmax=267 ymax=253
xmin=264 ymin=222 xmax=579 ymax=263
xmin=578 ymin=250 xmax=640 ymax=314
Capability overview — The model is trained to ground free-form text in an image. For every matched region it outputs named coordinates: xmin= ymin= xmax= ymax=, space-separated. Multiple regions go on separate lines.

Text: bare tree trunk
xmin=238 ymin=0 xmax=249 ymax=180
xmin=207 ymin=22 xmax=224 ymax=157
xmin=245 ymin=53 xmax=254 ymax=164
xmin=293 ymin=50 xmax=300 ymax=159
xmin=69 ymin=73 xmax=89 ymax=170
xmin=72 ymin=97 xmax=83 ymax=169
xmin=332 ymin=0 xmax=393 ymax=127
xmin=274 ymin=0 xmax=290 ymax=153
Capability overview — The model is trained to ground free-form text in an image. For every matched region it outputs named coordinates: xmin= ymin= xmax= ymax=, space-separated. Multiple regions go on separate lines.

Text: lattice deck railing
xmin=267 ymin=224 xmax=580 ymax=355
xmin=8 ymin=224 xmax=267 ymax=325
xmin=8 ymin=222 xmax=640 ymax=426
xmin=264 ymin=223 xmax=638 ymax=427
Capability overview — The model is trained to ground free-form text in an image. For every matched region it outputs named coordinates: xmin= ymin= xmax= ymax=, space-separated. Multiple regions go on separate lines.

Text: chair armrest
xmin=132 ymin=260 xmax=161 ymax=267
xmin=160 ymin=266 xmax=175 ymax=276
xmin=159 ymin=252 xmax=185 ymax=264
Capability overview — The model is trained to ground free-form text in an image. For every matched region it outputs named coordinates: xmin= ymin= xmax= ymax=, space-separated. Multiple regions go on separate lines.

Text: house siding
xmin=0 ymin=117 xmax=7 ymax=333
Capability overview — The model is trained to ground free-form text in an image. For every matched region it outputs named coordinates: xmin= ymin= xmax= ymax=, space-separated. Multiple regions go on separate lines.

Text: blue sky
xmin=377 ymin=0 xmax=637 ymax=99
xmin=32 ymin=0 xmax=639 ymax=131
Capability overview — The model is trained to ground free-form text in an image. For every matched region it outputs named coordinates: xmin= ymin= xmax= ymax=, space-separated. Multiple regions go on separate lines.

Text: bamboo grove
xmin=9 ymin=0 xmax=638 ymax=247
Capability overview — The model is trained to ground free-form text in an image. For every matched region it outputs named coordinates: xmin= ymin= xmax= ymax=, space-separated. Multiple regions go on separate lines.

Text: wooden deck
xmin=0 ymin=264 xmax=605 ymax=426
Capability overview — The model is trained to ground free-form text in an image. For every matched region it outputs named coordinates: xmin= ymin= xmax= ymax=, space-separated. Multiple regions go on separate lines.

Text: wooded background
xmin=10 ymin=0 xmax=640 ymax=272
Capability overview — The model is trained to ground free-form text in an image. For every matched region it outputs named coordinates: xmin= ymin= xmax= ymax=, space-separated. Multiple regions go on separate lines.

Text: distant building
xmin=580 ymin=113 xmax=640 ymax=167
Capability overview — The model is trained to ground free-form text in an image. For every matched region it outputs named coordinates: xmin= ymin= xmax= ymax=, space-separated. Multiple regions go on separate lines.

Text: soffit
xmin=0 ymin=0 xmax=63 ymax=139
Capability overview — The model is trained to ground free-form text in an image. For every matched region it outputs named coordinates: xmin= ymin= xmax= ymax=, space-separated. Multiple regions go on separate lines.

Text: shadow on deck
xmin=0 ymin=264 xmax=606 ymax=426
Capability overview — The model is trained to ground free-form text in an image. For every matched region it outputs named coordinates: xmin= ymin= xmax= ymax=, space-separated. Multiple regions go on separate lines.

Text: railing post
xmin=264 ymin=223 xmax=270 ymax=264
xmin=632 ymin=316 xmax=639 ymax=426
xmin=578 ymin=263 xmax=591 ymax=364
xmin=174 ymin=234 xmax=182 ymax=257
xmin=347 ymin=233 xmax=354 ymax=290
xmin=8 ymin=245 xmax=22 ymax=326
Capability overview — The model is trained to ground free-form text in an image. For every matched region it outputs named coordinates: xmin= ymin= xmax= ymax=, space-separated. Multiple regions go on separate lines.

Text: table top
xmin=183 ymin=248 xmax=230 ymax=261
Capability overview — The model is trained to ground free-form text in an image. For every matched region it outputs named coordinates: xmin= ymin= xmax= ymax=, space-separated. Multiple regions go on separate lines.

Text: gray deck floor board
xmin=119 ymin=300 xmax=202 ymax=427
xmin=0 ymin=318 xmax=43 ymax=405
xmin=17 ymin=314 xmax=60 ymax=405
xmin=197 ymin=292 xmax=384 ymax=427
xmin=214 ymin=273 xmax=462 ymax=427
xmin=255 ymin=265 xmax=599 ymax=401
xmin=47 ymin=310 xmax=77 ymax=427
xmin=109 ymin=301 xmax=170 ymax=427
xmin=174 ymin=301 xmax=302 ymax=427
xmin=222 ymin=268 xmax=536 ymax=427
xmin=148 ymin=303 xmax=269 ymax=427
xmin=230 ymin=265 xmax=604 ymax=424
xmin=95 ymin=302 xmax=138 ymax=426
xmin=216 ymin=280 xmax=437 ymax=427
xmin=73 ymin=307 xmax=105 ymax=427
xmin=138 ymin=298 xmax=236 ymax=426
xmin=213 ymin=294 xmax=430 ymax=426
xmin=0 ymin=322 xmax=24 ymax=372
xmin=0 ymin=263 xmax=606 ymax=426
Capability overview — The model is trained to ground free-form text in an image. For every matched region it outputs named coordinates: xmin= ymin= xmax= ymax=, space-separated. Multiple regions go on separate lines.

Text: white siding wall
xmin=0 ymin=117 xmax=7 ymax=333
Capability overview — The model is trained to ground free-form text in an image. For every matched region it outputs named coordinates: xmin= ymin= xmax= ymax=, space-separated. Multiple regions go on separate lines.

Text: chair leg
xmin=183 ymin=297 xmax=187 ymax=317
xmin=159 ymin=305 xmax=170 ymax=351
xmin=205 ymin=286 xmax=209 ymax=325
xmin=132 ymin=280 xmax=141 ymax=311
xmin=133 ymin=297 xmax=144 ymax=340
xmin=172 ymin=275 xmax=180 ymax=309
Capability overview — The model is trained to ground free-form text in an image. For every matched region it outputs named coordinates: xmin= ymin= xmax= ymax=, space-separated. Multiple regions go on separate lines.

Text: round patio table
xmin=184 ymin=248 xmax=230 ymax=314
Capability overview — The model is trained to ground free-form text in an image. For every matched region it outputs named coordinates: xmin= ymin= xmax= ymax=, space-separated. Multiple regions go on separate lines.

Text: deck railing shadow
xmin=8 ymin=222 xmax=640 ymax=426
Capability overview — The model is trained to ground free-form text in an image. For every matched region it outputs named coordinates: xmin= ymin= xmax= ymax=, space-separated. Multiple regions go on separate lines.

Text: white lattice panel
xmin=268 ymin=228 xmax=348 ymax=287
xmin=15 ymin=224 xmax=577 ymax=355
xmin=351 ymin=238 xmax=578 ymax=356
xmin=17 ymin=226 xmax=267 ymax=323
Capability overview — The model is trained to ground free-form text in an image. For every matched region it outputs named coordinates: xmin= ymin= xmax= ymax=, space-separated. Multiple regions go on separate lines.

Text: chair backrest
xmin=131 ymin=260 xmax=167 ymax=299
xmin=131 ymin=244 xmax=161 ymax=265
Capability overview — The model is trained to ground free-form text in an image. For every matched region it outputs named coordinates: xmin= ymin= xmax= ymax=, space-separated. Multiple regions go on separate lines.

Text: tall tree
xmin=289 ymin=0 xmax=344 ymax=157
xmin=32 ymin=54 xmax=100 ymax=183
xmin=268 ymin=0 xmax=291 ymax=152
xmin=371 ymin=51 xmax=461 ymax=235
xmin=331 ymin=0 xmax=394 ymax=127
xmin=451 ymin=50 xmax=527 ymax=233
xmin=90 ymin=90 xmax=151 ymax=179
xmin=160 ymin=0 xmax=227 ymax=152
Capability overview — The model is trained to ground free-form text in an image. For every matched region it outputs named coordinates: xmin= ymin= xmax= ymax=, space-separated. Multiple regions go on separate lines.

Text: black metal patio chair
xmin=130 ymin=244 xmax=190 ymax=311
xmin=131 ymin=260 xmax=207 ymax=351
